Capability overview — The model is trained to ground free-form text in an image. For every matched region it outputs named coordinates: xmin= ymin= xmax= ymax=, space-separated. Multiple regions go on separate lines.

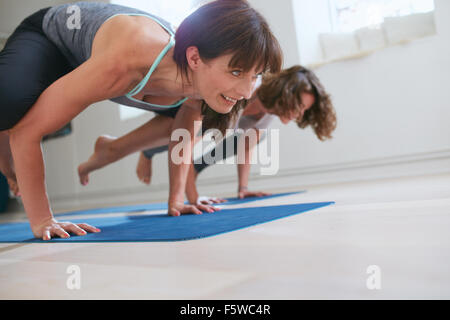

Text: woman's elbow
xmin=9 ymin=124 xmax=43 ymax=147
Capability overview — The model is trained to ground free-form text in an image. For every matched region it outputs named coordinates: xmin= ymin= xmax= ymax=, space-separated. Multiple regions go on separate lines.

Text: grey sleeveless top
xmin=42 ymin=1 xmax=187 ymax=111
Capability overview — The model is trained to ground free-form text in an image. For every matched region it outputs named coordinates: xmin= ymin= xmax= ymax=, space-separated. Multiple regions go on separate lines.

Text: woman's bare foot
xmin=136 ymin=152 xmax=152 ymax=185
xmin=6 ymin=177 xmax=19 ymax=196
xmin=78 ymin=135 xmax=117 ymax=186
xmin=0 ymin=165 xmax=19 ymax=196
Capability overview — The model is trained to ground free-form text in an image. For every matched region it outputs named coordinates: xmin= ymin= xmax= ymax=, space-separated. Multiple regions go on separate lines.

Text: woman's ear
xmin=186 ymin=46 xmax=202 ymax=70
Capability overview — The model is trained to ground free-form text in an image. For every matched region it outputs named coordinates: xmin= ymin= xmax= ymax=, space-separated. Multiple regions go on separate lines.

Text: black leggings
xmin=142 ymin=132 xmax=268 ymax=174
xmin=0 ymin=8 xmax=73 ymax=131
xmin=142 ymin=136 xmax=239 ymax=174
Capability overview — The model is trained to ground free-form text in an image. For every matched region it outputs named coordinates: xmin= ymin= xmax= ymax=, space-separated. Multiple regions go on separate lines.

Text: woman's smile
xmin=221 ymin=94 xmax=238 ymax=103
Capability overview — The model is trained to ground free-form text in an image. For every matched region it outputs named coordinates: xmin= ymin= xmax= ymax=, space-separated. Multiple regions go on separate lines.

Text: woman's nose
xmin=281 ymin=117 xmax=290 ymax=124
xmin=236 ymin=79 xmax=255 ymax=100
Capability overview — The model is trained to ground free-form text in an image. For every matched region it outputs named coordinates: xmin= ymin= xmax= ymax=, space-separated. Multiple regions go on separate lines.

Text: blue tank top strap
xmin=106 ymin=13 xmax=186 ymax=109
xmin=126 ymin=35 xmax=175 ymax=97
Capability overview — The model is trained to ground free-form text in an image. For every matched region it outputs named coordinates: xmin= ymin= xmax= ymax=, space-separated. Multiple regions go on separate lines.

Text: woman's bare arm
xmin=9 ymin=54 xmax=136 ymax=239
xmin=167 ymin=101 xmax=220 ymax=216
xmin=237 ymin=129 xmax=271 ymax=199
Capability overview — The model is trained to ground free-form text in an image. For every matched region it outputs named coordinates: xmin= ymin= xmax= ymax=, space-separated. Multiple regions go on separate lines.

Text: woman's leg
xmin=192 ymin=133 xmax=240 ymax=173
xmin=136 ymin=152 xmax=153 ymax=185
xmin=0 ymin=131 xmax=19 ymax=196
xmin=78 ymin=114 xmax=174 ymax=185
xmin=136 ymin=145 xmax=169 ymax=184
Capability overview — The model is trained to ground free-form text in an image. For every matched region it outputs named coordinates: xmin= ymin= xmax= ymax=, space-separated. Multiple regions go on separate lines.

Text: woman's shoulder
xmin=92 ymin=15 xmax=172 ymax=75
xmin=94 ymin=15 xmax=171 ymax=58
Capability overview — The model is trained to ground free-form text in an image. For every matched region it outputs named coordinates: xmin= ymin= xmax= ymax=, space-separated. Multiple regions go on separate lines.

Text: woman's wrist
xmin=168 ymin=193 xmax=184 ymax=206
xmin=186 ymin=190 xmax=199 ymax=204
xmin=238 ymin=185 xmax=248 ymax=192
xmin=24 ymin=199 xmax=55 ymax=230
xmin=29 ymin=216 xmax=57 ymax=234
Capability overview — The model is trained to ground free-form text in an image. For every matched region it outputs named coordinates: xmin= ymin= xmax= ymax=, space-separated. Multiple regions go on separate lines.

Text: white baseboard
xmin=49 ymin=148 xmax=450 ymax=212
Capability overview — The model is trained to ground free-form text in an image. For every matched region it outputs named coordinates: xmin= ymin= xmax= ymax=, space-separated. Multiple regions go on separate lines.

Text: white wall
xmin=197 ymin=0 xmax=450 ymax=196
xmin=205 ymin=0 xmax=450 ymax=192
xmin=291 ymin=0 xmax=332 ymax=66
xmin=291 ymin=0 xmax=450 ymax=165
xmin=2 ymin=0 xmax=449 ymax=210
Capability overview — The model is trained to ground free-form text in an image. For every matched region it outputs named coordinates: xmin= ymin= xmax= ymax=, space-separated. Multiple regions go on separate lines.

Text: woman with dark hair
xmin=86 ymin=65 xmax=336 ymax=203
xmin=0 ymin=0 xmax=282 ymax=240
xmin=184 ymin=65 xmax=337 ymax=203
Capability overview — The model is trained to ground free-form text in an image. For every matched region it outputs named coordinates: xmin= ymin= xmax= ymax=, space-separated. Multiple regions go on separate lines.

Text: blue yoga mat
xmin=0 ymin=201 xmax=333 ymax=243
xmin=56 ymin=191 xmax=303 ymax=217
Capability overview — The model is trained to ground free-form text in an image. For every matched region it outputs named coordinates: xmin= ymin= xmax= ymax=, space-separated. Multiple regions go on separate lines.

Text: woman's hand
xmin=31 ymin=217 xmax=101 ymax=241
xmin=196 ymin=196 xmax=228 ymax=205
xmin=238 ymin=188 xmax=272 ymax=199
xmin=168 ymin=201 xmax=221 ymax=217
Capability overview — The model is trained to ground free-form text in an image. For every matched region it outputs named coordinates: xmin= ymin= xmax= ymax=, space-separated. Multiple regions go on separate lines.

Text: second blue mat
xmin=56 ymin=191 xmax=303 ymax=217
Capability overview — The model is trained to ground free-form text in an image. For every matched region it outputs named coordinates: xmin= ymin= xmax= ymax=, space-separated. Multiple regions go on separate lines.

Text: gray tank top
xmin=42 ymin=2 xmax=187 ymax=111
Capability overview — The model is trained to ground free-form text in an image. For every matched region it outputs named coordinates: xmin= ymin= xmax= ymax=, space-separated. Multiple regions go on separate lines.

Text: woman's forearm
xmin=9 ymin=132 xmax=53 ymax=228
xmin=168 ymin=146 xmax=190 ymax=204
xmin=168 ymin=104 xmax=202 ymax=204
xmin=237 ymin=131 xmax=260 ymax=190
xmin=185 ymin=163 xmax=199 ymax=204
xmin=237 ymin=162 xmax=251 ymax=190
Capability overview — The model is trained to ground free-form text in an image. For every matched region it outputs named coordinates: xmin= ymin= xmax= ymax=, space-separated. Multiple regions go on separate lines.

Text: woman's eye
xmin=231 ymin=70 xmax=242 ymax=76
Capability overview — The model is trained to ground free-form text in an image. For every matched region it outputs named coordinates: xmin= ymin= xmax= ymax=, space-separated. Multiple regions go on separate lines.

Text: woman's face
xmin=188 ymin=49 xmax=262 ymax=114
xmin=266 ymin=91 xmax=315 ymax=124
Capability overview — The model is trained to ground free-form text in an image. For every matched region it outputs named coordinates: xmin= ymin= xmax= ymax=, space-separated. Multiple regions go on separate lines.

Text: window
xmin=303 ymin=0 xmax=436 ymax=65
xmin=111 ymin=0 xmax=194 ymax=120
xmin=331 ymin=0 xmax=435 ymax=33
xmin=293 ymin=0 xmax=436 ymax=67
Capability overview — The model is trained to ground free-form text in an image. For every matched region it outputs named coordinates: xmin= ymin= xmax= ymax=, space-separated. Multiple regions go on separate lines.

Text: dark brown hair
xmin=173 ymin=0 xmax=283 ymax=133
xmin=257 ymin=65 xmax=337 ymax=141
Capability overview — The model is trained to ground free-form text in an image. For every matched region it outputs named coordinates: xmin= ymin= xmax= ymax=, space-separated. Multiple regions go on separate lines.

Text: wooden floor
xmin=0 ymin=173 xmax=449 ymax=299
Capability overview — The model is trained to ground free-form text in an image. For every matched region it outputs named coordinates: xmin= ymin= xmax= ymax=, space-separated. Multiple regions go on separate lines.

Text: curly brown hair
xmin=256 ymin=65 xmax=336 ymax=141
